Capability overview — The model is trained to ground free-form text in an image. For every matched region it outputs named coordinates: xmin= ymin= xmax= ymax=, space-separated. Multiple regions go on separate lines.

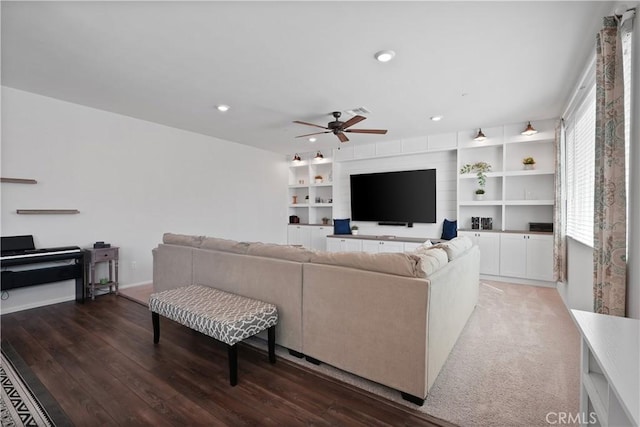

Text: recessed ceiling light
xmin=309 ymin=137 xmax=317 ymax=142
xmin=216 ymin=104 xmax=230 ymax=112
xmin=374 ymin=50 xmax=395 ymax=62
xmin=430 ymin=115 xmax=443 ymax=122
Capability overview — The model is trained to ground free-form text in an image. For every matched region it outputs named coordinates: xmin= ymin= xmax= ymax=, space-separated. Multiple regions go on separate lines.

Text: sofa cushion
xmin=247 ymin=242 xmax=314 ymax=263
xmin=163 ymin=233 xmax=205 ymax=247
xmin=310 ymin=251 xmax=423 ymax=278
xmin=414 ymin=247 xmax=448 ymax=277
xmin=201 ymin=237 xmax=250 ymax=254
xmin=433 ymin=235 xmax=473 ymax=261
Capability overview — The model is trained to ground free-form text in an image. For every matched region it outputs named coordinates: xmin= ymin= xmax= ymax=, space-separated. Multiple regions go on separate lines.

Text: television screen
xmin=350 ymin=169 xmax=436 ymax=224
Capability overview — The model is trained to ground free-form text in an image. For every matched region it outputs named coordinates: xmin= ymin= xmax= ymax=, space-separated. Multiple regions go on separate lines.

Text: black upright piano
xmin=1 ymin=235 xmax=87 ymax=302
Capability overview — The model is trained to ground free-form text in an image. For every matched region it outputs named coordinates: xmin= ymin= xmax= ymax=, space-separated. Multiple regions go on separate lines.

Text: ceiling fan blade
xmin=344 ymin=129 xmax=388 ymax=134
xmin=295 ymin=131 xmax=330 ymax=138
xmin=341 ymin=115 xmax=366 ymax=129
xmin=293 ymin=120 xmax=328 ymax=130
xmin=337 ymin=132 xmax=349 ymax=143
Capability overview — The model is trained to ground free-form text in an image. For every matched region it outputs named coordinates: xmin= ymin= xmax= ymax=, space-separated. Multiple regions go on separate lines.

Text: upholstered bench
xmin=149 ymin=284 xmax=278 ymax=386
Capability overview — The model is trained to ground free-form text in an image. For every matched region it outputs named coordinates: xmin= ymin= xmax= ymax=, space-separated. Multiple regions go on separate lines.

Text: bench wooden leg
xmin=268 ymin=325 xmax=276 ymax=364
xmin=228 ymin=344 xmax=238 ymax=386
xmin=152 ymin=312 xmax=160 ymax=343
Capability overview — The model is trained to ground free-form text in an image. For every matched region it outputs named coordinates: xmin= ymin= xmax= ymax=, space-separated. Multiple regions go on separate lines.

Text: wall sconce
xmin=473 ymin=128 xmax=487 ymax=141
xmin=292 ymin=153 xmax=301 ymax=161
xmin=521 ymin=121 xmax=538 ymax=136
xmin=315 ymin=151 xmax=324 ymax=159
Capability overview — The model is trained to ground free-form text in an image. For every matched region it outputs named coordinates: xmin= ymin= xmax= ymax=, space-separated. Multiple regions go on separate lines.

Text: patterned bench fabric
xmin=149 ymin=285 xmax=278 ymax=346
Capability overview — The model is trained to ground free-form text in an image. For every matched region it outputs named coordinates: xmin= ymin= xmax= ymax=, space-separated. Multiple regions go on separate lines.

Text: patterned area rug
xmin=1 ymin=341 xmax=72 ymax=427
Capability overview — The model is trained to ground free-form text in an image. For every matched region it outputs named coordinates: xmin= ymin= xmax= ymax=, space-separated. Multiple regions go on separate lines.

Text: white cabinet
xmin=499 ymin=233 xmax=553 ymax=281
xmin=402 ymin=242 xmax=424 ymax=252
xmin=310 ymin=226 xmax=332 ymax=251
xmin=458 ymin=231 xmax=500 ymax=275
xmin=326 ymin=237 xmax=363 ymax=252
xmin=288 ymin=225 xmax=333 ymax=251
xmin=525 ymin=234 xmax=554 ymax=281
xmin=572 ymin=310 xmax=639 ymax=427
xmin=287 ymin=225 xmax=311 ymax=248
xmin=361 ymin=240 xmax=405 ymax=254
xmin=326 ymin=236 xmax=425 ymax=253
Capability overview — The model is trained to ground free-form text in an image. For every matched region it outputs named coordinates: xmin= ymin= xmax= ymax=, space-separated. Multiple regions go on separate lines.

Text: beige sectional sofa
xmin=153 ymin=233 xmax=480 ymax=405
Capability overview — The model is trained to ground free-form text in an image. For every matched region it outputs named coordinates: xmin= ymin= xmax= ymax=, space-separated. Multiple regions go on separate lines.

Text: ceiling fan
xmin=293 ymin=111 xmax=388 ymax=143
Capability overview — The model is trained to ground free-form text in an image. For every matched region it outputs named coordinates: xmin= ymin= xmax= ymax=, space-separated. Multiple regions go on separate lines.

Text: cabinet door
xmin=361 ymin=240 xmax=380 ymax=253
xmin=403 ymin=242 xmax=423 ymax=252
xmin=310 ymin=226 xmax=332 ymax=251
xmin=499 ymin=233 xmax=527 ymax=278
xmin=477 ymin=233 xmax=500 ymax=275
xmin=526 ymin=234 xmax=554 ymax=281
xmin=326 ymin=237 xmax=362 ymax=252
xmin=326 ymin=237 xmax=341 ymax=252
xmin=378 ymin=241 xmax=404 ymax=253
xmin=287 ymin=225 xmax=311 ymax=248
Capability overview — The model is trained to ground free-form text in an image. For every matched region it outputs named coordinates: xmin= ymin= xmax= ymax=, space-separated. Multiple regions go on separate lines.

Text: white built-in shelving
xmin=457 ymin=118 xmax=557 ymax=232
xmin=287 ymin=152 xmax=333 ymax=225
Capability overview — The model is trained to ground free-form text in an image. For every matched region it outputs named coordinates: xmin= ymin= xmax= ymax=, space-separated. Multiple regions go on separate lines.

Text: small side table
xmin=85 ymin=247 xmax=119 ymax=300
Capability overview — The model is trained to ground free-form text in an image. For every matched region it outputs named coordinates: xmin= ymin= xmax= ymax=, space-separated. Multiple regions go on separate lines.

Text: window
xmin=565 ymin=84 xmax=596 ymax=247
xmin=564 ymin=16 xmax=633 ymax=249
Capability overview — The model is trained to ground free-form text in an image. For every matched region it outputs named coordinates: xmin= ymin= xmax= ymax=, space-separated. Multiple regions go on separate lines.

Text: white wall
xmin=1 ymin=87 xmax=287 ymax=313
xmin=332 ymin=150 xmax=456 ymax=239
xmin=557 ymin=237 xmax=594 ymax=312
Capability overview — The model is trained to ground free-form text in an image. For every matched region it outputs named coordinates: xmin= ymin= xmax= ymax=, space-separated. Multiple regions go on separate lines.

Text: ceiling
xmin=1 ymin=1 xmax=613 ymax=155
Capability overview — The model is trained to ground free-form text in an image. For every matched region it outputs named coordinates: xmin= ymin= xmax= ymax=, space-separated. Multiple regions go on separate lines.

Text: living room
xmin=2 ymin=2 xmax=639 ymax=426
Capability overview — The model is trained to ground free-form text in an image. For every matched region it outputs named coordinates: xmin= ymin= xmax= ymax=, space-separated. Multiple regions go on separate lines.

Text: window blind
xmin=565 ymin=85 xmax=596 ymax=247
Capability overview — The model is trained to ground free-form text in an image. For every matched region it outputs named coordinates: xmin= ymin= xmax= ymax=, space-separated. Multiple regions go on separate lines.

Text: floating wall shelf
xmin=1 ymin=177 xmax=38 ymax=184
xmin=16 ymin=209 xmax=80 ymax=215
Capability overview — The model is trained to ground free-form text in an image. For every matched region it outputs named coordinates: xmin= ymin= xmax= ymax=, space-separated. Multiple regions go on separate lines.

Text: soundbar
xmin=378 ymin=221 xmax=407 ymax=226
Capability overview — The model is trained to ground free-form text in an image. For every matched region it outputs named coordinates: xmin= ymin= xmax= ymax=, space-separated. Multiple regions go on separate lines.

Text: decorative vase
xmin=523 ymin=164 xmax=534 ymax=170
xmin=351 ymin=229 xmax=359 ymax=235
xmin=315 ymin=178 xmax=323 ymax=184
xmin=292 ymin=195 xmax=298 ymax=204
xmin=475 ymin=194 xmax=485 ymax=201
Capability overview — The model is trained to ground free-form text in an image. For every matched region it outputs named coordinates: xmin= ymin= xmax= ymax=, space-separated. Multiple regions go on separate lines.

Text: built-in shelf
xmin=571 ymin=310 xmax=639 ymax=427
xmin=16 ymin=209 xmax=80 ymax=215
xmin=1 ymin=177 xmax=38 ymax=184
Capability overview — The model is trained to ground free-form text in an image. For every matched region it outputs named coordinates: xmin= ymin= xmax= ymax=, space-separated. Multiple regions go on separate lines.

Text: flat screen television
xmin=350 ymin=169 xmax=436 ymax=224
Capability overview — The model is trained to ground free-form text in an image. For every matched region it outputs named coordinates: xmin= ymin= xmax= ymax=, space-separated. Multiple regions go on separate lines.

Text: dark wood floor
xmin=1 ymin=295 xmax=451 ymax=426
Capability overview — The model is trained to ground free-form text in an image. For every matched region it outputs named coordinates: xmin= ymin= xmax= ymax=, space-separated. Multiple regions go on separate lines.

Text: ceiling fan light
xmin=309 ymin=137 xmax=317 ymax=142
xmin=374 ymin=50 xmax=395 ymax=62
xmin=216 ymin=104 xmax=230 ymax=112
xmin=521 ymin=121 xmax=538 ymax=136
xmin=473 ymin=128 xmax=487 ymax=141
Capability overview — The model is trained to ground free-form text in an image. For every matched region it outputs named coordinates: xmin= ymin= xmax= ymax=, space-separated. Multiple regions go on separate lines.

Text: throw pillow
xmin=441 ymin=219 xmax=457 ymax=240
xmin=333 ymin=218 xmax=352 ymax=235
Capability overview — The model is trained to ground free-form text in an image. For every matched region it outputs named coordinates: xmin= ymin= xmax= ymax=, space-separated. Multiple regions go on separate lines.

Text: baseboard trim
xmin=480 ymin=274 xmax=556 ymax=288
